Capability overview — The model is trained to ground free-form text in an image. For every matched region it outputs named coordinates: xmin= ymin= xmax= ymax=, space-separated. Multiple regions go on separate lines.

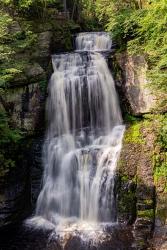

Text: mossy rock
xmin=124 ymin=120 xmax=144 ymax=144
xmin=117 ymin=175 xmax=137 ymax=224
xmin=156 ymin=193 xmax=167 ymax=225
xmin=137 ymin=209 xmax=154 ymax=220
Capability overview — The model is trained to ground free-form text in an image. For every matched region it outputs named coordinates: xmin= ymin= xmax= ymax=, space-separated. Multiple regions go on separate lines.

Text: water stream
xmin=28 ymin=32 xmax=125 ymax=243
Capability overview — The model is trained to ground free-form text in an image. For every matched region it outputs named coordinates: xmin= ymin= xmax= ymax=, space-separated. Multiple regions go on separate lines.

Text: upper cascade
xmin=75 ymin=32 xmax=112 ymax=52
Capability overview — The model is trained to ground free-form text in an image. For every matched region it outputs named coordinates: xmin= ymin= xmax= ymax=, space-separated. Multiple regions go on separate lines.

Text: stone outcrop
xmin=0 ymin=161 xmax=30 ymax=228
xmin=3 ymin=82 xmax=45 ymax=134
xmin=114 ymin=53 xmax=166 ymax=115
xmin=117 ymin=115 xmax=167 ymax=249
xmin=117 ymin=118 xmax=156 ymax=248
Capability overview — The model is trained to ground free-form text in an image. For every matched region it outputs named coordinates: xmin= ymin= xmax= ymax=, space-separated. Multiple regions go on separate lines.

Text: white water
xmin=76 ymin=32 xmax=112 ymax=52
xmin=33 ymin=32 xmax=125 ymax=234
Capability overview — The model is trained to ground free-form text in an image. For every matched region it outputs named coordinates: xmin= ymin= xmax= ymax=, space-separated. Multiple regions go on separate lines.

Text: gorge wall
xmin=0 ymin=11 xmax=79 ymax=229
xmin=112 ymin=53 xmax=167 ymax=249
xmin=0 ymin=7 xmax=167 ymax=250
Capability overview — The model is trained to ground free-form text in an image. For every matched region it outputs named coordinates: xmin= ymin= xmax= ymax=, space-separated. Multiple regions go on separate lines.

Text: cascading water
xmin=32 ymin=32 xmax=125 ymax=234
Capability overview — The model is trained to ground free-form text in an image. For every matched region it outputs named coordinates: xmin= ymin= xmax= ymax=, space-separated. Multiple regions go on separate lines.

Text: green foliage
xmin=0 ymin=0 xmax=62 ymax=18
xmin=158 ymin=114 xmax=167 ymax=150
xmin=39 ymin=79 xmax=47 ymax=94
xmin=124 ymin=115 xmax=144 ymax=144
xmin=0 ymin=10 xmax=13 ymax=63
xmin=77 ymin=0 xmax=101 ymax=30
xmin=154 ymin=152 xmax=167 ymax=193
xmin=125 ymin=122 xmax=144 ymax=144
xmin=93 ymin=0 xmax=167 ymax=95
xmin=118 ymin=175 xmax=136 ymax=221
xmin=150 ymin=114 xmax=167 ymax=193
xmin=0 ymin=9 xmax=37 ymax=87
xmin=0 ymin=110 xmax=22 ymax=145
xmin=127 ymin=1 xmax=167 ymax=92
xmin=0 ymin=109 xmax=23 ymax=176
xmin=138 ymin=209 xmax=154 ymax=219
xmin=0 ymin=4 xmax=37 ymax=175
xmin=124 ymin=114 xmax=141 ymax=123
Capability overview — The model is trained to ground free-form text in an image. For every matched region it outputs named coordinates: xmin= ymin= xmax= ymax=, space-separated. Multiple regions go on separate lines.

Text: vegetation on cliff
xmin=0 ymin=0 xmax=72 ymax=175
xmin=81 ymin=0 xmax=167 ymax=96
xmin=80 ymin=1 xmax=167 ymax=206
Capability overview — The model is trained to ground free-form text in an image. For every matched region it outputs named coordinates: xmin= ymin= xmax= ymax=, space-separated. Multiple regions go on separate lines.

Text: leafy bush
xmin=0 ymin=1 xmax=44 ymax=175
xmin=158 ymin=114 xmax=167 ymax=150
xmin=92 ymin=0 xmax=167 ymax=95
xmin=0 ymin=0 xmax=62 ymax=18
xmin=0 ymin=109 xmax=23 ymax=176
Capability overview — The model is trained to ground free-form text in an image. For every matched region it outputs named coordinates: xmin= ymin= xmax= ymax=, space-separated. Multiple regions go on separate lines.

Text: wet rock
xmin=0 ymin=226 xmax=62 ymax=250
xmin=117 ymin=119 xmax=157 ymax=248
xmin=152 ymin=192 xmax=167 ymax=249
xmin=0 ymin=224 xmax=137 ymax=250
xmin=33 ymin=31 xmax=53 ymax=68
xmin=31 ymin=137 xmax=44 ymax=207
xmin=152 ymin=224 xmax=167 ymax=250
xmin=133 ymin=218 xmax=153 ymax=250
xmin=64 ymin=236 xmax=86 ymax=250
xmin=0 ymin=164 xmax=31 ymax=228
xmin=137 ymin=200 xmax=154 ymax=210
xmin=25 ymin=63 xmax=46 ymax=83
xmin=4 ymin=83 xmax=45 ymax=134
xmin=9 ymin=21 xmax=22 ymax=34
xmin=12 ymin=72 xmax=28 ymax=86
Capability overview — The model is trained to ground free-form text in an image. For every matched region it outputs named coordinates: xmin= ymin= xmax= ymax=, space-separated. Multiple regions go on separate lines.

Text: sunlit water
xmin=26 ymin=32 xmax=125 ymax=245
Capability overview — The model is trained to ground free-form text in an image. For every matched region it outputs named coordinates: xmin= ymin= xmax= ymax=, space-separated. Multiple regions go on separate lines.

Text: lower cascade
xmin=30 ymin=32 xmax=125 ymax=238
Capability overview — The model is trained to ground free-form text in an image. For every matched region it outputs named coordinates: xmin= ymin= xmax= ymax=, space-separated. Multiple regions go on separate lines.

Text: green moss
xmin=119 ymin=191 xmax=136 ymax=211
xmin=39 ymin=79 xmax=47 ymax=94
xmin=124 ymin=122 xmax=144 ymax=144
xmin=117 ymin=159 xmax=124 ymax=169
xmin=138 ymin=209 xmax=154 ymax=220
xmin=151 ymin=114 xmax=167 ymax=192
xmin=144 ymin=200 xmax=153 ymax=206
xmin=0 ymin=153 xmax=16 ymax=177
xmin=123 ymin=114 xmax=146 ymax=144
xmin=118 ymin=176 xmax=137 ymax=221
xmin=156 ymin=207 xmax=167 ymax=224
xmin=124 ymin=114 xmax=141 ymax=123
xmin=154 ymin=158 xmax=167 ymax=180
xmin=156 ymin=194 xmax=167 ymax=223
xmin=121 ymin=175 xmax=129 ymax=182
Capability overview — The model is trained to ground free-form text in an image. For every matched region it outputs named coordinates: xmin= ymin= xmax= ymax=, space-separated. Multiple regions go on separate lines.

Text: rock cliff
xmin=0 ymin=13 xmax=79 ymax=229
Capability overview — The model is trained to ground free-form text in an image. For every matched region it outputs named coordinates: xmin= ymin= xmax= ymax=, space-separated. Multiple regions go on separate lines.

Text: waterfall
xmin=35 ymin=32 xmax=125 ymax=229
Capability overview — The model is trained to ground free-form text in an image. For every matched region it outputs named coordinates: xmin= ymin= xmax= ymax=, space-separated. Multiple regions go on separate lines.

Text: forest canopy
xmin=80 ymin=0 xmax=167 ymax=92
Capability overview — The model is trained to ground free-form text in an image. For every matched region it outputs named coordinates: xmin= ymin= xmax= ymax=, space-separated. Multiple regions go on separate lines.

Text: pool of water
xmin=0 ymin=223 xmax=136 ymax=250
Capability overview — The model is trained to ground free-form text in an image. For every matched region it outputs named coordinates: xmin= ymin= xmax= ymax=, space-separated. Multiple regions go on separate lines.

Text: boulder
xmin=0 ymin=162 xmax=30 ymax=228
xmin=115 ymin=53 xmax=158 ymax=115
xmin=33 ymin=31 xmax=53 ymax=60
xmin=24 ymin=63 xmax=46 ymax=83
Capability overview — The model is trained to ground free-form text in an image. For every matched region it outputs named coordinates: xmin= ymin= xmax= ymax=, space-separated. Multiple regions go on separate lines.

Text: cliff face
xmin=117 ymin=116 xmax=167 ymax=250
xmin=113 ymin=53 xmax=167 ymax=115
xmin=0 ymin=12 xmax=79 ymax=229
xmin=112 ymin=52 xmax=167 ymax=249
